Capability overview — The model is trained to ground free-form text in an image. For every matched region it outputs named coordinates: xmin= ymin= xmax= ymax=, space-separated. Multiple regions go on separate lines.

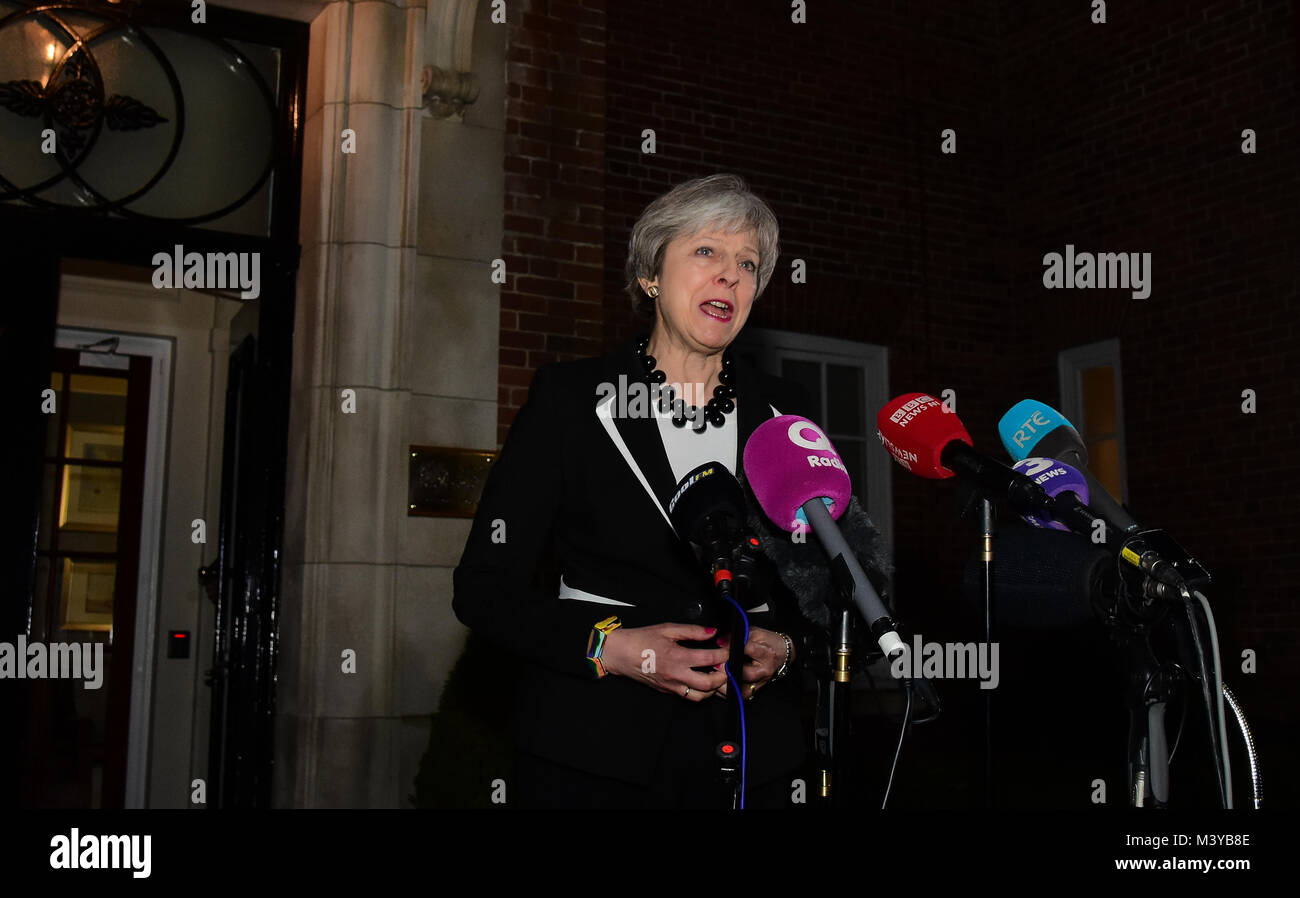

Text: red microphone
xmin=876 ymin=393 xmax=1055 ymax=515
xmin=874 ymin=393 xmax=971 ymax=479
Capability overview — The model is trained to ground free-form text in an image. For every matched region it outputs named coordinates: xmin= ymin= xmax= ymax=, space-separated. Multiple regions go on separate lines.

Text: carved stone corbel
xmin=421 ymin=65 xmax=480 ymax=119
xmin=423 ymin=0 xmax=481 ymax=120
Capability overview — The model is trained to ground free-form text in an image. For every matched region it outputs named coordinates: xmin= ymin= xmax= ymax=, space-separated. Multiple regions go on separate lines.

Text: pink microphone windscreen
xmin=742 ymin=415 xmax=852 ymax=533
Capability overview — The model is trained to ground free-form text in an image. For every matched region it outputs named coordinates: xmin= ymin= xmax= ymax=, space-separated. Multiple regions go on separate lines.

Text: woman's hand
xmin=599 ymin=623 xmax=730 ymax=702
xmin=712 ymin=627 xmax=793 ymax=700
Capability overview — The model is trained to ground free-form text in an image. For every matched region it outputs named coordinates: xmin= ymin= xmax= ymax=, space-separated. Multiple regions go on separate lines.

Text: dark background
xmin=491 ymin=0 xmax=1298 ymax=808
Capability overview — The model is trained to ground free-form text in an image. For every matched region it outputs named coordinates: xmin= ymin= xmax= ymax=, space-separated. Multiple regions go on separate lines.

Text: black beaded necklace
xmin=635 ymin=332 xmax=737 ymax=432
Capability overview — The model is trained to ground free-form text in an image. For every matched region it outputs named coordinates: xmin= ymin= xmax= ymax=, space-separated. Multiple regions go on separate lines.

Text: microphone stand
xmin=823 ymin=559 xmax=857 ymax=807
xmin=978 ymin=498 xmax=996 ymax=810
xmin=1110 ymin=598 xmax=1176 ymax=808
xmin=1102 ymin=565 xmax=1189 ymax=808
xmin=956 ymin=483 xmax=996 ymax=808
xmin=798 ymin=498 xmax=906 ymax=807
xmin=1128 ymin=662 xmax=1175 ymax=808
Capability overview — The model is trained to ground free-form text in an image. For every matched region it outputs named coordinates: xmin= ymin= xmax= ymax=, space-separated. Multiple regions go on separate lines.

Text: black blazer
xmin=453 ymin=336 xmax=815 ymax=787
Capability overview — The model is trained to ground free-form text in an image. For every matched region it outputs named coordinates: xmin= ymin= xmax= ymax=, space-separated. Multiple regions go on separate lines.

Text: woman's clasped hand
xmin=600 ymin=623 xmax=791 ymax=701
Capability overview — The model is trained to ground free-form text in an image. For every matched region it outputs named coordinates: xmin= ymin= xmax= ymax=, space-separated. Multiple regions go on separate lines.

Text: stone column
xmin=277 ymin=0 xmax=505 ymax=808
xmin=278 ymin=0 xmax=426 ymax=808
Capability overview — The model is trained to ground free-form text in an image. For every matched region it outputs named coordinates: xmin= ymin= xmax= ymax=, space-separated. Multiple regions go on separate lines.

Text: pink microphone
xmin=743 ymin=415 xmax=905 ymax=660
xmin=742 ymin=415 xmax=852 ymax=533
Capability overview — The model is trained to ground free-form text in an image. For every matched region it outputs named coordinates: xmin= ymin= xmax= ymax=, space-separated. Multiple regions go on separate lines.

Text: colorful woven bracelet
xmin=584 ymin=615 xmax=622 ymax=679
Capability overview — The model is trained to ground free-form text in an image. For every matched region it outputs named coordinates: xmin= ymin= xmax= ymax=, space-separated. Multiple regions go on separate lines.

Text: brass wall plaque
xmin=407 ymin=445 xmax=497 ymax=518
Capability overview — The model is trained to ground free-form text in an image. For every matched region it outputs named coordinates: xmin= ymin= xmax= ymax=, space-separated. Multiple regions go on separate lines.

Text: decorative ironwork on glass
xmin=0 ymin=1 xmax=280 ymax=231
xmin=0 ymin=46 xmax=168 ymax=161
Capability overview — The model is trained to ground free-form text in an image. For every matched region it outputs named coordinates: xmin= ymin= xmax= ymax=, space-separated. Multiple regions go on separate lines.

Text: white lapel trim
xmin=595 ymin=392 xmax=677 ymax=534
xmin=558 ymin=575 xmax=636 ymax=606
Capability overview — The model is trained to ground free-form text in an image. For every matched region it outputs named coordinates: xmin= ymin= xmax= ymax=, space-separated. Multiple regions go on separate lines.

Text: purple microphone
xmin=1010 ymin=457 xmax=1091 ymax=531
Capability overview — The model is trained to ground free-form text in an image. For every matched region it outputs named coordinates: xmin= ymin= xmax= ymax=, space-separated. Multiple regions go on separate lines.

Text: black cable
xmin=1164 ymin=662 xmax=1185 ymax=764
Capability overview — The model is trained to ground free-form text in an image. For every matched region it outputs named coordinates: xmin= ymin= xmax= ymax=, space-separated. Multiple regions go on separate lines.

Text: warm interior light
xmin=46 ymin=42 xmax=57 ymax=61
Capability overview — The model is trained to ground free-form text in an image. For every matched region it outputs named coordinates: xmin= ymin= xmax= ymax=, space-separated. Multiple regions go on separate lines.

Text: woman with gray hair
xmin=454 ymin=173 xmax=814 ymax=809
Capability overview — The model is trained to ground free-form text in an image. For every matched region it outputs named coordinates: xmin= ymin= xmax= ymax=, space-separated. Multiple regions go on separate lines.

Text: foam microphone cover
xmin=667 ymin=462 xmax=747 ymax=554
xmin=743 ymin=415 xmax=851 ymax=532
xmin=962 ymin=526 xmax=1114 ymax=630
xmin=876 ymin=393 xmax=972 ymax=479
xmin=1010 ymin=457 xmax=1090 ymax=531
xmin=998 ymin=399 xmax=1086 ymax=464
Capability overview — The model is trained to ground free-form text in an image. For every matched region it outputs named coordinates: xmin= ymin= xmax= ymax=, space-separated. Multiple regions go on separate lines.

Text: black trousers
xmin=512 ymin=695 xmax=804 ymax=810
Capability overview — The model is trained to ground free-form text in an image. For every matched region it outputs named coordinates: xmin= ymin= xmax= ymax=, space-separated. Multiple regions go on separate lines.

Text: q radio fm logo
xmin=788 ymin=420 xmax=846 ymax=472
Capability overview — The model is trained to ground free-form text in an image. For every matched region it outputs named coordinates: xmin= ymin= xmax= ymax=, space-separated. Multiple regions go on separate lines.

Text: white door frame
xmin=55 ymin=327 xmax=173 ymax=809
xmin=1058 ymin=337 xmax=1129 ymax=505
xmin=739 ymin=327 xmax=893 ymax=555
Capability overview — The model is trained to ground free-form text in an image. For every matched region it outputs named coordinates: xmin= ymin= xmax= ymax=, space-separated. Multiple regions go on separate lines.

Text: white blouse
xmin=655 ymin=396 xmax=738 ymax=481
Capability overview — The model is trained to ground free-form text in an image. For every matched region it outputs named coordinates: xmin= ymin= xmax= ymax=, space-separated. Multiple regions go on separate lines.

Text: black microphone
xmin=666 ymin=463 xmax=756 ymax=679
xmin=667 ymin=461 xmax=748 ymax=573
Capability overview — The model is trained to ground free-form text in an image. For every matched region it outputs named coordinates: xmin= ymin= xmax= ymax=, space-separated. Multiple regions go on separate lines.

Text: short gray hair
xmin=623 ymin=173 xmax=780 ymax=318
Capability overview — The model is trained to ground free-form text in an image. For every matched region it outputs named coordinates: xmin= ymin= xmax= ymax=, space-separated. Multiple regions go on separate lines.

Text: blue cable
xmin=721 ymin=596 xmax=750 ymax=809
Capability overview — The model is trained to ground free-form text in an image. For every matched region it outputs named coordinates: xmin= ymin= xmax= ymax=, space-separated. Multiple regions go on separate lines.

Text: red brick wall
xmin=1000 ymin=0 xmax=1299 ymax=723
xmin=600 ymin=0 xmax=1017 ymax=654
xmin=500 ymin=0 xmax=608 ymax=444
xmin=501 ymin=0 xmax=1298 ymax=740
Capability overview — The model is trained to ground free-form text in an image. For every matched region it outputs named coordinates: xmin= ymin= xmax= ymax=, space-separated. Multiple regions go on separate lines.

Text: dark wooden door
xmin=13 ymin=342 xmax=150 ymax=808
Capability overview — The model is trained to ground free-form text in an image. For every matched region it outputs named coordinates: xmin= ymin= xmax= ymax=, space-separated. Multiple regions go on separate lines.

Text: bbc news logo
xmin=889 ymin=395 xmax=941 ymax=427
